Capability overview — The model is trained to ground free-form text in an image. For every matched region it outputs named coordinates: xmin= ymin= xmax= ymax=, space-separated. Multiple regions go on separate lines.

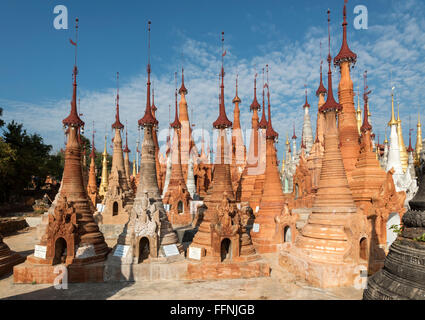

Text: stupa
xmin=396 ymin=103 xmax=409 ymax=172
xmin=14 ymin=19 xmax=110 ymax=283
xmin=187 ymin=32 xmax=269 ymax=280
xmin=105 ymin=22 xmax=182 ymax=281
xmin=279 ymin=11 xmax=369 ymax=288
xmin=364 ymin=162 xmax=425 ymax=299
xmin=237 ymin=73 xmax=262 ymax=203
xmin=98 ymin=135 xmax=109 ymax=200
xmin=350 ymin=71 xmax=387 ymax=273
xmin=230 ymin=74 xmax=246 ymax=194
xmin=123 ymin=125 xmax=132 ymax=184
xmin=0 ymin=234 xmax=25 ymax=277
xmin=87 ymin=124 xmax=99 ymax=207
xmin=334 ymin=0 xmax=360 ymax=181
xmin=162 ymin=82 xmax=192 ymax=227
xmin=248 ymin=68 xmax=268 ymax=211
xmin=251 ymin=79 xmax=287 ymax=253
xmin=301 ymin=85 xmax=314 ymax=155
xmin=99 ymin=72 xmax=134 ymax=240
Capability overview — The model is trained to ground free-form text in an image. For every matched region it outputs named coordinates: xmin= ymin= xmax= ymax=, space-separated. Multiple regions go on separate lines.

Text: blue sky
xmin=1 ymin=0 xmax=425 ymax=162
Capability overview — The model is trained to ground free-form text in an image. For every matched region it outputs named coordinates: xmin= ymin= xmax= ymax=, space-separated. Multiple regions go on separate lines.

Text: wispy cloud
xmin=3 ymin=0 xmax=425 ymax=160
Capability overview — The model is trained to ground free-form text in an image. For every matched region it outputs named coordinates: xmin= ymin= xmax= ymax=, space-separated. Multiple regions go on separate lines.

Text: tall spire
xmin=232 ymin=73 xmax=241 ymax=104
xmin=265 ymin=82 xmax=278 ymax=139
xmin=112 ymin=72 xmax=124 ymax=130
xmin=63 ymin=18 xmax=84 ymax=128
xmin=250 ymin=73 xmax=261 ymax=110
xmin=213 ymin=31 xmax=232 ymax=129
xmin=151 ymin=83 xmax=157 ymax=113
xmin=316 ymin=47 xmax=327 ymax=97
xmin=303 ymin=85 xmax=310 ymax=109
xmin=179 ymin=67 xmax=188 ymax=95
xmin=171 ymin=72 xmax=181 ymax=129
xmin=334 ymin=0 xmax=357 ymax=66
xmin=388 ymin=88 xmax=397 ymax=126
xmin=292 ymin=123 xmax=297 ymax=140
xmin=259 ymin=67 xmax=268 ymax=129
xmin=360 ymin=70 xmax=372 ymax=132
xmin=123 ymin=122 xmax=130 ymax=153
xmin=138 ymin=20 xmax=158 ymax=127
xmin=90 ymin=121 xmax=96 ymax=159
xmin=320 ymin=10 xmax=342 ymax=113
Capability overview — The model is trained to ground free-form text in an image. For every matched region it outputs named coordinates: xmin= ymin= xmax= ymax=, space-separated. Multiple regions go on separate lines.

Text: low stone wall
xmin=0 ymin=218 xmax=29 ymax=235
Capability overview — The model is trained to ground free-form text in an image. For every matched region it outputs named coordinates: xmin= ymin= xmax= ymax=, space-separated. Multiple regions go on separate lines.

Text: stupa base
xmin=13 ymin=256 xmax=105 ymax=284
xmin=98 ymin=223 xmax=126 ymax=246
xmin=104 ymin=254 xmax=187 ymax=281
xmin=279 ymin=244 xmax=367 ymax=288
xmin=186 ymin=260 xmax=270 ymax=280
xmin=251 ymin=238 xmax=279 ymax=254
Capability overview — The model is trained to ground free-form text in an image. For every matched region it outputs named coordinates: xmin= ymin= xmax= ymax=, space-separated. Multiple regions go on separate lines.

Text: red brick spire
xmin=151 ymin=84 xmax=157 ymax=113
xmin=265 ymin=82 xmax=278 ymax=139
xmin=213 ymin=31 xmax=232 ymax=129
xmin=138 ymin=20 xmax=158 ymax=127
xmin=63 ymin=18 xmax=84 ymax=128
xmin=316 ymin=50 xmax=327 ymax=97
xmin=320 ymin=10 xmax=342 ymax=113
xmin=292 ymin=123 xmax=297 ymax=140
xmin=250 ymin=73 xmax=261 ymax=111
xmin=170 ymin=73 xmax=181 ymax=129
xmin=123 ymin=123 xmax=131 ymax=153
xmin=407 ymin=129 xmax=414 ymax=153
xmin=360 ymin=70 xmax=372 ymax=133
xmin=334 ymin=0 xmax=357 ymax=66
xmin=178 ymin=67 xmax=188 ymax=95
xmin=232 ymin=73 xmax=241 ymax=103
xmin=112 ymin=72 xmax=124 ymax=129
xmin=303 ymin=84 xmax=310 ymax=108
xmin=259 ymin=67 xmax=268 ymax=129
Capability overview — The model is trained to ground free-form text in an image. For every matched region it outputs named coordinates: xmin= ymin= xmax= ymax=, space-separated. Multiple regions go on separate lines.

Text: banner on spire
xmin=70 ymin=38 xmax=77 ymax=46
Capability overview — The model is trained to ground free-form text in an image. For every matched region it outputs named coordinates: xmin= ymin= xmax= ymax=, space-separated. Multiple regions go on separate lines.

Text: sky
xmin=1 ymin=0 xmax=425 ymax=163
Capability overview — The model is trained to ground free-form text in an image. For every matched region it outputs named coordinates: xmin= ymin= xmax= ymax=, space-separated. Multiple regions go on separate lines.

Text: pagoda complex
xmin=162 ymin=81 xmax=192 ymax=227
xmin=279 ymin=11 xmax=369 ymax=287
xmin=106 ymin=22 xmax=182 ymax=278
xmin=98 ymin=72 xmax=135 ymax=241
xmin=14 ymin=20 xmax=110 ymax=283
xmin=334 ymin=0 xmax=360 ymax=182
xmin=187 ymin=33 xmax=269 ymax=280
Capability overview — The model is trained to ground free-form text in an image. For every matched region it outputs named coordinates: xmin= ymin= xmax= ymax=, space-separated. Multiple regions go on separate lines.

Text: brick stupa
xmin=237 ymin=74 xmax=263 ymax=203
xmin=14 ymin=22 xmax=110 ymax=283
xmin=248 ymin=69 xmax=268 ymax=211
xmin=87 ymin=124 xmax=99 ymax=208
xmin=105 ymin=22 xmax=182 ymax=282
xmin=279 ymin=11 xmax=369 ymax=288
xmin=334 ymin=0 xmax=360 ymax=182
xmin=162 ymin=80 xmax=192 ymax=227
xmin=99 ymin=73 xmax=134 ymax=241
xmin=187 ymin=33 xmax=269 ymax=280
xmin=251 ymin=78 xmax=289 ymax=253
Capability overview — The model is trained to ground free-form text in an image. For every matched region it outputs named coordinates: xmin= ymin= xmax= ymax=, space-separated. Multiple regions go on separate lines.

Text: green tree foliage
xmin=1 ymin=121 xmax=53 ymax=202
xmin=0 ymin=108 xmax=4 ymax=128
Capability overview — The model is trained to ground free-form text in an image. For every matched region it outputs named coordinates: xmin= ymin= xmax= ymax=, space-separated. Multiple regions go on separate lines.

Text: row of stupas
xmin=5 ymin=1 xmax=423 ymax=299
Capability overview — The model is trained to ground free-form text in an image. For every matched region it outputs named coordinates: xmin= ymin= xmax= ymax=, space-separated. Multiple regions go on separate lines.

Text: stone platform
xmin=279 ymin=243 xmax=367 ymax=289
xmin=13 ymin=258 xmax=105 ymax=284
xmin=186 ymin=261 xmax=270 ymax=280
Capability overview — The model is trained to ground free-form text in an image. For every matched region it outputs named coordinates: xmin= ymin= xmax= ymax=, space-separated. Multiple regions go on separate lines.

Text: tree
xmin=2 ymin=121 xmax=53 ymax=201
xmin=0 ymin=137 xmax=17 ymax=202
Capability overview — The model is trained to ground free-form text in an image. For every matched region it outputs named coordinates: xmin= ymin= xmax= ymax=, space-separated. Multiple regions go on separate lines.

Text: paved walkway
xmin=0 ymin=228 xmax=363 ymax=300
